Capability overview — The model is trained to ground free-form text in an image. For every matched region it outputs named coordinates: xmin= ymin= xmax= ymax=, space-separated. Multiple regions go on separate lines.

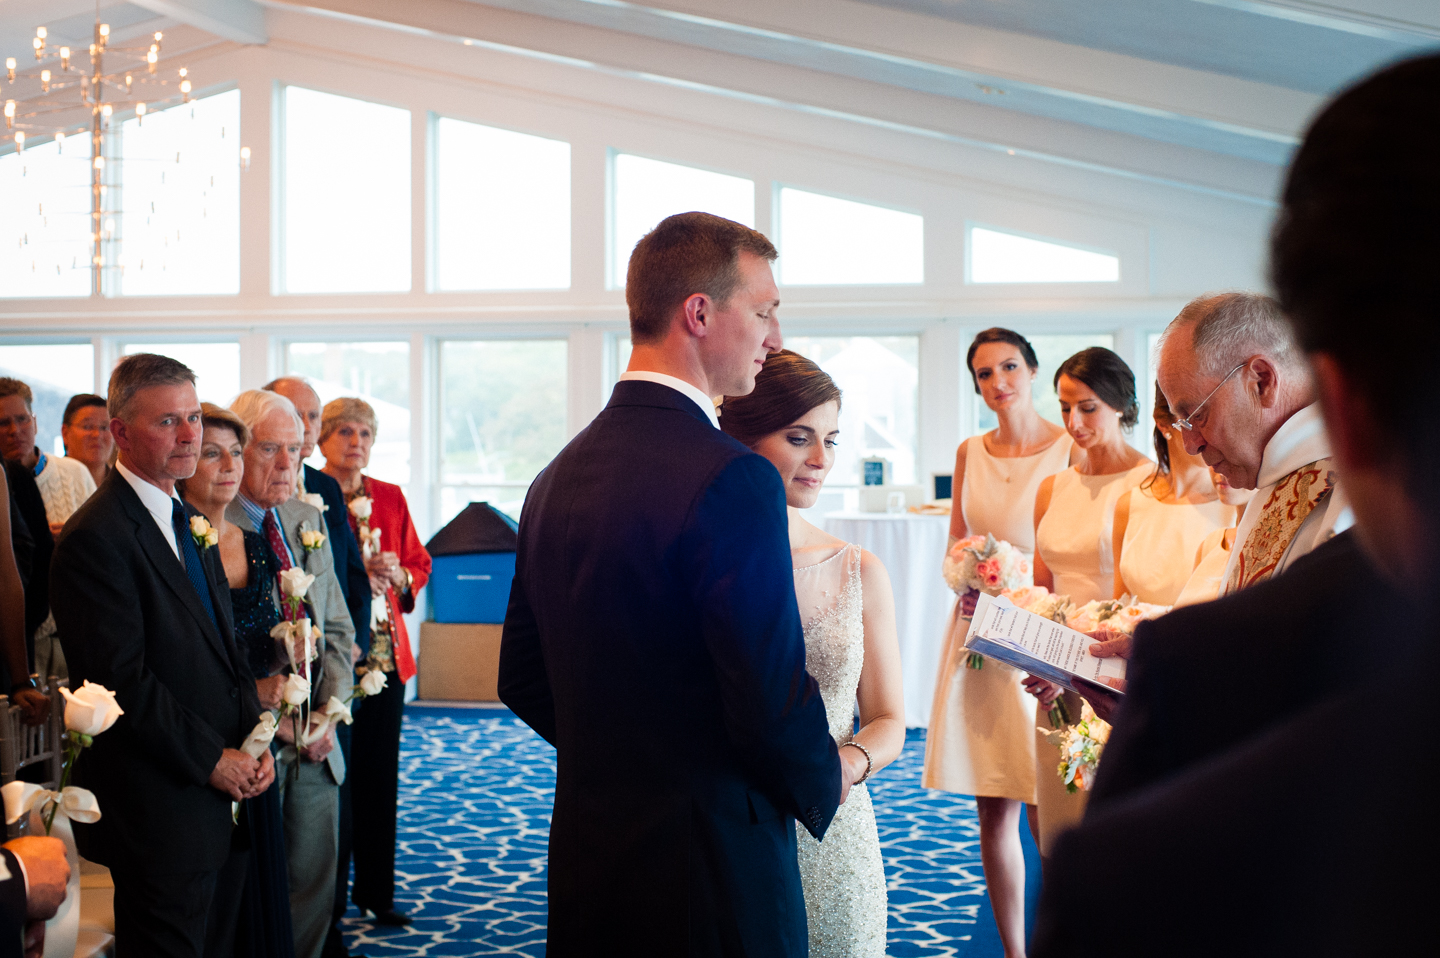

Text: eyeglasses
xmin=1172 ymin=362 xmax=1246 ymax=432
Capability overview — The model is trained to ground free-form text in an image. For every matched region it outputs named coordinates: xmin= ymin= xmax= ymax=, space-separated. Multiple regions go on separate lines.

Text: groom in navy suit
xmin=500 ymin=212 xmax=843 ymax=956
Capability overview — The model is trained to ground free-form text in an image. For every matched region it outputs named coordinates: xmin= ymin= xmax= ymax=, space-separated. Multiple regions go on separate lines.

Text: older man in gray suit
xmin=228 ymin=389 xmax=354 ymax=958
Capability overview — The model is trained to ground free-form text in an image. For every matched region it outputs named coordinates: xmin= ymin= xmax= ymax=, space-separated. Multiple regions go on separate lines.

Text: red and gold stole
xmin=1224 ymin=457 xmax=1337 ymax=595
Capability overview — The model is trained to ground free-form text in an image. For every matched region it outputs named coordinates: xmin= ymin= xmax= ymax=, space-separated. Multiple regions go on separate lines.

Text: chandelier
xmin=4 ymin=18 xmax=198 ymax=296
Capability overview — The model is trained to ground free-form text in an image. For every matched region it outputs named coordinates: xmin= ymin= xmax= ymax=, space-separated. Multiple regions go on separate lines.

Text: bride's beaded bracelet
xmin=841 ymin=740 xmax=873 ymax=784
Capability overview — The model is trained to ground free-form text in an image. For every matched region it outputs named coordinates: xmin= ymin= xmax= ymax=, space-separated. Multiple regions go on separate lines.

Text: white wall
xmin=0 ymin=9 xmax=1279 ymax=539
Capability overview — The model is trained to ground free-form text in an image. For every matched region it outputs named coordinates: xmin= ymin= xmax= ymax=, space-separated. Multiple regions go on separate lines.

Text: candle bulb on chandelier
xmin=40 ymin=69 xmax=50 ymax=92
xmin=5 ymin=58 xmax=15 ymax=82
xmin=135 ymin=101 xmax=146 ymax=124
xmin=33 ymin=27 xmax=44 ymax=59
xmin=55 ymin=130 xmax=64 ymax=151
xmin=153 ymin=32 xmax=163 ymax=51
xmin=239 ymin=145 xmax=251 ymax=170
xmin=146 ymin=48 xmax=157 ymax=73
xmin=13 ymin=131 xmax=23 ymax=152
xmin=180 ymin=78 xmax=191 ymax=102
xmin=125 ymin=74 xmax=132 ymax=91
xmin=60 ymin=47 xmax=70 ymax=71
xmin=4 ymin=100 xmax=14 ymax=129
xmin=93 ymin=155 xmax=104 ymax=170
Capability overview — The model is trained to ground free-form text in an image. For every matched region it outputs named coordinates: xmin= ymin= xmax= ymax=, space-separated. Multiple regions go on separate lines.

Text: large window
xmin=438 ymin=339 xmax=567 ymax=523
xmin=285 ymin=342 xmax=411 ymax=485
xmin=777 ymin=188 xmax=923 ymax=286
xmin=785 ymin=336 xmax=920 ymax=495
xmin=282 ymin=87 xmax=411 ymax=294
xmin=118 ymin=90 xmax=241 ymax=296
xmin=967 ymin=226 xmax=1120 ymax=284
xmin=976 ymin=333 xmax=1116 ymax=432
xmin=610 ymin=153 xmax=754 ymax=288
xmin=0 ymin=136 xmax=93 ymax=298
xmin=120 ymin=342 xmax=241 ymax=405
xmin=433 ymin=118 xmax=570 ymax=291
xmin=0 ymin=344 xmax=95 ymax=456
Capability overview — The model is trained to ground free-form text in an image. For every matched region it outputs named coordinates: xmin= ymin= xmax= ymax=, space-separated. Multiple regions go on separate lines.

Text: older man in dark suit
xmin=500 ymin=212 xmax=842 ymax=957
xmin=1033 ymin=53 xmax=1440 ymax=957
xmin=51 ymin=354 xmax=271 ymax=958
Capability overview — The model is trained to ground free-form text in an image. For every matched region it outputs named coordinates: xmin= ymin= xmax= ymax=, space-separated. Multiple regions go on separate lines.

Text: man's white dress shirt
xmin=116 ymin=459 xmax=183 ymax=561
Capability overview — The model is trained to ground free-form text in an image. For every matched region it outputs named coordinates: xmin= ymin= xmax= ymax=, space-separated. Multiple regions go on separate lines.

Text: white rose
xmin=300 ymin=529 xmax=326 ymax=550
xmin=278 ymin=568 xmax=315 ymax=599
xmin=241 ymin=713 xmax=278 ymax=758
xmin=358 ymin=669 xmax=387 ymax=696
xmin=189 ymin=515 xmax=209 ymax=536
xmin=281 ymin=673 xmax=311 ymax=707
xmin=349 ymin=496 xmax=373 ymax=520
xmin=298 ymin=492 xmax=328 ymax=513
xmin=60 ymin=680 xmax=124 ymax=736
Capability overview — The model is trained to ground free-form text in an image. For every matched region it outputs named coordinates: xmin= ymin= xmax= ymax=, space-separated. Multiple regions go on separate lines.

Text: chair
xmin=0 ymin=679 xmax=114 ymax=958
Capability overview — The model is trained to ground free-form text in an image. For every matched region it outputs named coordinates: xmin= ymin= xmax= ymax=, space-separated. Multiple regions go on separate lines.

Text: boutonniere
xmin=299 ymin=525 xmax=327 ymax=554
xmin=348 ymin=496 xmax=373 ymax=521
xmin=189 ymin=515 xmax=219 ymax=550
xmin=298 ymin=491 xmax=329 ymax=513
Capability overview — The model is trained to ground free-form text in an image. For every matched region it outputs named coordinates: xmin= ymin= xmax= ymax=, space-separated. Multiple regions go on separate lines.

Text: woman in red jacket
xmin=318 ymin=397 xmax=432 ymax=926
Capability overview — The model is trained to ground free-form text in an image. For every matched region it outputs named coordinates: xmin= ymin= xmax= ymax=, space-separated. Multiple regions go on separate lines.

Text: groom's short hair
xmin=108 ymin=353 xmax=196 ymax=422
xmin=626 ymin=212 xmax=777 ymax=345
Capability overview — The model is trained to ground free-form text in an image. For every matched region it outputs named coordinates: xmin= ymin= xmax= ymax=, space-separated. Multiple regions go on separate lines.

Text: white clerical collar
xmin=1256 ymin=403 xmax=1332 ymax=489
xmin=618 ymin=370 xmax=721 ymax=430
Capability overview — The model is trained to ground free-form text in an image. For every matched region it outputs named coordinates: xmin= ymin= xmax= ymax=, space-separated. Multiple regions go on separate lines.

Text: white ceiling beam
xmin=129 ymin=0 xmax=268 ymax=45
xmin=1186 ymin=0 xmax=1440 ymax=41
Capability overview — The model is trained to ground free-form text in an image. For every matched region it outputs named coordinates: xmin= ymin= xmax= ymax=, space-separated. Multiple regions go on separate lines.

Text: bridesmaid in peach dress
xmin=1031 ymin=348 xmax=1151 ymax=859
xmin=923 ymin=329 xmax=1078 ymax=958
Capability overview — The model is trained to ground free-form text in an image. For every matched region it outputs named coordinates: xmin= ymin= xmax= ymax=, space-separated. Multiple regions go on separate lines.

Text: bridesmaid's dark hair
xmin=966 ymin=327 xmax=1039 ymax=394
xmin=1143 ymin=383 xmax=1173 ymax=488
xmin=720 ymin=350 xmax=841 ymax=448
xmin=1054 ymin=347 xmax=1139 ymax=431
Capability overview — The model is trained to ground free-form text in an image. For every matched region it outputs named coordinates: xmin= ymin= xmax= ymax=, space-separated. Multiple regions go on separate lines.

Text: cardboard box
xmin=418 ymin=622 xmax=503 ymax=701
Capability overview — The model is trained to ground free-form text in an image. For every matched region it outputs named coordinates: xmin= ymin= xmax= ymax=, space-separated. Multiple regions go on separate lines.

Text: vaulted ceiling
xmin=2 ymin=0 xmax=1436 ymax=203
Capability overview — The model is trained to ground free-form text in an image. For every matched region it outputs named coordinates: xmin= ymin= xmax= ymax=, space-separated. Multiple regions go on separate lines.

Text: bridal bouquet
xmin=944 ymin=535 xmax=1032 ymax=670
xmin=1038 ymin=700 xmax=1110 ymax=793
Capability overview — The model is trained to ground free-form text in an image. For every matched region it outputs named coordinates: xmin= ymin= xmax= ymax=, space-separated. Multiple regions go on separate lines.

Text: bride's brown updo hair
xmin=720 ymin=349 xmax=842 ymax=447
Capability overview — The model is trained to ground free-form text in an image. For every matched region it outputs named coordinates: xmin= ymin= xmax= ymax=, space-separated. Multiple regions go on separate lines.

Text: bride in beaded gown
xmin=721 ymin=350 xmax=906 ymax=957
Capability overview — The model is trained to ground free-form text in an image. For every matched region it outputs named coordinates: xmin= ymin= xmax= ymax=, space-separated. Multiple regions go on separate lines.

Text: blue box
xmin=429 ymin=552 xmax=517 ymax=624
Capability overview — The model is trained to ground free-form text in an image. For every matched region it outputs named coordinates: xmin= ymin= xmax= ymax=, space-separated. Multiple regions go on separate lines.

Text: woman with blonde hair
xmin=317 ymin=397 xmax=431 ymax=925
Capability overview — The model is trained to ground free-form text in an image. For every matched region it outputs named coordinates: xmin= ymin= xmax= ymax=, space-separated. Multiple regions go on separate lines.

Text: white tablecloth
xmin=822 ymin=511 xmax=953 ymax=727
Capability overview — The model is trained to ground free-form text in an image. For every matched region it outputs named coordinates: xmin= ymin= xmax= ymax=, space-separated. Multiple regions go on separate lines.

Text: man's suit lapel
xmin=113 ymin=481 xmax=238 ymax=675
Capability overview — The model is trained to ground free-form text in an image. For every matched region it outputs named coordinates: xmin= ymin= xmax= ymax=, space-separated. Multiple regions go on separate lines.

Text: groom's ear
xmin=681 ymin=293 xmax=712 ymax=339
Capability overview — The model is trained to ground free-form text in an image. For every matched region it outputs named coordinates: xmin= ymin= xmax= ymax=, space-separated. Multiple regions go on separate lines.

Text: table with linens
xmin=821 ymin=511 xmax=953 ymax=727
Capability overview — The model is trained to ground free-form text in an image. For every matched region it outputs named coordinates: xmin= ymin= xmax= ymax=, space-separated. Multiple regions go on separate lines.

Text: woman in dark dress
xmin=180 ymin=403 xmax=296 ymax=958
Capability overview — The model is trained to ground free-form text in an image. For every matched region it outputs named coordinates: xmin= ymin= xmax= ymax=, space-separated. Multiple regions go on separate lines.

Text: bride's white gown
xmin=794 ymin=543 xmax=888 ymax=957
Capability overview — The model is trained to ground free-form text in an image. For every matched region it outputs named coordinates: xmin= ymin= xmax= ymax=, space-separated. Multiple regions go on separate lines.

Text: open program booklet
xmin=964 ymin=593 xmax=1127 ymax=695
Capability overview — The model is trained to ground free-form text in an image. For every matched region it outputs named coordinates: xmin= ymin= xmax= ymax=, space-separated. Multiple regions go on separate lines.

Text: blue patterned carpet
xmin=342 ymin=706 xmax=1039 ymax=957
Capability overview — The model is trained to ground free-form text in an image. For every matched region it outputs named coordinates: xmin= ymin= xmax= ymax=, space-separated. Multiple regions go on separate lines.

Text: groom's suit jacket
xmin=50 ymin=470 xmax=262 ymax=875
xmin=500 ymin=380 xmax=842 ymax=958
xmin=226 ymin=496 xmax=354 ymax=784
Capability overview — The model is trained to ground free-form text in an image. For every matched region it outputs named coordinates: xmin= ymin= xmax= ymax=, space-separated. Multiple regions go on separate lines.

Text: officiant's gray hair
xmin=230 ymin=389 xmax=305 ymax=441
xmin=1160 ymin=292 xmax=1304 ymax=378
xmin=108 ymin=353 xmax=197 ymax=422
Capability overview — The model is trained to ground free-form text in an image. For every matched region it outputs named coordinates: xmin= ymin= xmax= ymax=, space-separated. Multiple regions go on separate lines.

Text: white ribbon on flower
xmin=1 ymin=780 xmax=101 ymax=826
xmin=241 ymin=712 xmax=278 ymax=759
xmin=300 ymin=696 xmax=353 ymax=746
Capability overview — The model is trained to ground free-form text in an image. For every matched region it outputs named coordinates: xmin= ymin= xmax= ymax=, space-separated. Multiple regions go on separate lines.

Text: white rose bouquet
xmin=1 ymin=681 xmax=122 ymax=834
